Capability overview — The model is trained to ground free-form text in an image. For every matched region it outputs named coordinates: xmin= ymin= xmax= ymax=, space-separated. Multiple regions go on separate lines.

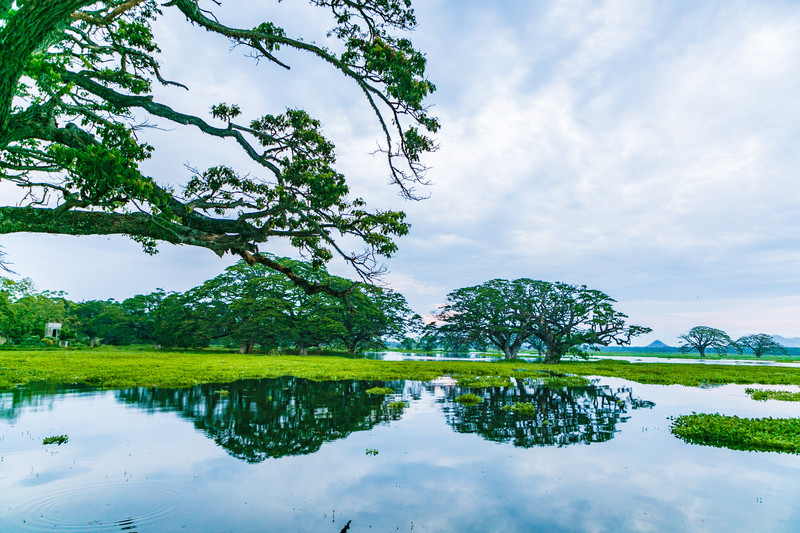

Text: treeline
xmin=0 ymin=255 xmax=419 ymax=353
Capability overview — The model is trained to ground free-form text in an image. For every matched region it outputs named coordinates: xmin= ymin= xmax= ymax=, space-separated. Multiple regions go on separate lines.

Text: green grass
xmin=3 ymin=347 xmax=800 ymax=391
xmin=670 ymin=413 xmax=800 ymax=454
xmin=745 ymin=388 xmax=800 ymax=402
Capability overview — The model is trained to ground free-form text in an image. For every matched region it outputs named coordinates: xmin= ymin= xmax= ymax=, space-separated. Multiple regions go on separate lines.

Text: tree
xmin=735 ymin=334 xmax=788 ymax=358
xmin=329 ymin=285 xmax=418 ymax=354
xmin=678 ymin=326 xmax=733 ymax=357
xmin=152 ymin=292 xmax=214 ymax=348
xmin=436 ymin=279 xmax=650 ymax=362
xmin=120 ymin=290 xmax=165 ymax=343
xmin=0 ymin=277 xmax=66 ymax=343
xmin=0 ymin=0 xmax=437 ymax=295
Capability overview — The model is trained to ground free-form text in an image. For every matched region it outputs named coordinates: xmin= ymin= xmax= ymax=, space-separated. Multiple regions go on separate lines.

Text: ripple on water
xmin=11 ymin=480 xmax=183 ymax=531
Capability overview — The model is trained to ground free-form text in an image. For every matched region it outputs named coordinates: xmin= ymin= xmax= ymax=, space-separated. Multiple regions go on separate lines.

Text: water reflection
xmin=0 ymin=382 xmax=97 ymax=421
xmin=441 ymin=379 xmax=654 ymax=447
xmin=116 ymin=378 xmax=404 ymax=463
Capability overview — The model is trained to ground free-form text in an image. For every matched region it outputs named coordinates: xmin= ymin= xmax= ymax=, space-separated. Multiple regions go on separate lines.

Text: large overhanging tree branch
xmin=0 ymin=0 xmax=438 ymax=297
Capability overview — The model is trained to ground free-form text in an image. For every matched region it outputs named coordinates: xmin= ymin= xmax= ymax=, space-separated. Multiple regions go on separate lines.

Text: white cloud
xmin=4 ymin=0 xmax=800 ymax=340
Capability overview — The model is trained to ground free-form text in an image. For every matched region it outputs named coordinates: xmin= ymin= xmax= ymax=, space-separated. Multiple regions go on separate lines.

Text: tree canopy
xmin=735 ymin=334 xmax=787 ymax=358
xmin=435 ymin=278 xmax=650 ymax=362
xmin=678 ymin=326 xmax=733 ymax=358
xmin=0 ymin=0 xmax=437 ymax=295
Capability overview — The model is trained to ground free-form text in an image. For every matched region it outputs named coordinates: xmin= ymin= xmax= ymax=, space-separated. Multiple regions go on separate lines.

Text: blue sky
xmin=4 ymin=0 xmax=800 ymax=344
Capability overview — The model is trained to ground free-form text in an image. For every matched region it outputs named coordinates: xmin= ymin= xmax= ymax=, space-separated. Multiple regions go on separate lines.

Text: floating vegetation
xmin=501 ymin=402 xmax=537 ymax=417
xmin=745 ymin=388 xmax=800 ymax=402
xmin=366 ymin=387 xmax=394 ymax=395
xmin=456 ymin=375 xmax=513 ymax=388
xmin=388 ymin=401 xmax=408 ymax=410
xmin=670 ymin=413 xmax=800 ymax=454
xmin=455 ymin=393 xmax=483 ymax=405
xmin=365 ymin=448 xmax=379 ymax=456
xmin=42 ymin=435 xmax=68 ymax=445
xmin=541 ymin=375 xmax=591 ymax=388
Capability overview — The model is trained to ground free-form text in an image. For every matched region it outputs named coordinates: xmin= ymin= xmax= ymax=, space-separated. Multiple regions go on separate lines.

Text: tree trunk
xmin=698 ymin=347 xmax=706 ymax=358
xmin=238 ymin=340 xmax=254 ymax=354
xmin=299 ymin=346 xmax=308 ymax=355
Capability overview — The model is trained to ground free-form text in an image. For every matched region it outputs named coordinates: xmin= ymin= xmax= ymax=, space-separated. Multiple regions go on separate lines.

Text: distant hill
xmin=646 ymin=340 xmax=672 ymax=348
xmin=773 ymin=335 xmax=800 ymax=348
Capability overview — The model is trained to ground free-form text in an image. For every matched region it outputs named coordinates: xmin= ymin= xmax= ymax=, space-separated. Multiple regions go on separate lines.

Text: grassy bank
xmin=4 ymin=347 xmax=800 ymax=390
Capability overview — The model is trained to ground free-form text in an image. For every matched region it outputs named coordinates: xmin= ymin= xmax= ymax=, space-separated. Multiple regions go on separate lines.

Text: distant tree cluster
xmin=678 ymin=326 xmax=788 ymax=358
xmin=0 ymin=255 xmax=419 ymax=353
xmin=414 ymin=278 xmax=650 ymax=363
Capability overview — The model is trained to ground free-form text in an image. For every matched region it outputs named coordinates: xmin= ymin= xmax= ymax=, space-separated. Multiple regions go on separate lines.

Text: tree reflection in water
xmin=115 ymin=377 xmax=404 ymax=463
xmin=440 ymin=378 xmax=654 ymax=447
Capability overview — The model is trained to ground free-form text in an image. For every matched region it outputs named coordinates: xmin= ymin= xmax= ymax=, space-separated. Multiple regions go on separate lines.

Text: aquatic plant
xmin=456 ymin=375 xmax=513 ymax=388
xmin=541 ymin=375 xmax=591 ymax=388
xmin=388 ymin=401 xmax=408 ymax=410
xmin=42 ymin=435 xmax=68 ymax=445
xmin=366 ymin=387 xmax=394 ymax=395
xmin=365 ymin=448 xmax=379 ymax=456
xmin=455 ymin=393 xmax=483 ymax=405
xmin=745 ymin=388 xmax=800 ymax=402
xmin=502 ymin=402 xmax=537 ymax=417
xmin=670 ymin=413 xmax=800 ymax=454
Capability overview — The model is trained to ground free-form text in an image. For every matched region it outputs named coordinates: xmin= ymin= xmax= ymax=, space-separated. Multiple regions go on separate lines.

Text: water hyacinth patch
xmin=745 ymin=388 xmax=800 ymax=402
xmin=502 ymin=402 xmax=537 ymax=417
xmin=541 ymin=375 xmax=591 ymax=388
xmin=43 ymin=435 xmax=69 ymax=445
xmin=455 ymin=393 xmax=483 ymax=405
xmin=366 ymin=387 xmax=394 ymax=395
xmin=456 ymin=375 xmax=513 ymax=388
xmin=670 ymin=413 xmax=800 ymax=454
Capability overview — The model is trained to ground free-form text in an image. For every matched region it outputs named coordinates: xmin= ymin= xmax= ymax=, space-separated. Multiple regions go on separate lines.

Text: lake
xmin=2 ymin=371 xmax=800 ymax=532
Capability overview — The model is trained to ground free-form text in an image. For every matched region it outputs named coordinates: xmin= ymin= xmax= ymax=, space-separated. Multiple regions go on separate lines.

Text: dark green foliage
xmin=115 ymin=377 xmax=404 ymax=462
xmin=445 ymin=379 xmax=653 ymax=448
xmin=670 ymin=413 xmax=800 ymax=454
xmin=0 ymin=277 xmax=66 ymax=343
xmin=735 ymin=334 xmax=788 ymax=358
xmin=435 ymin=278 xmax=649 ymax=362
xmin=678 ymin=327 xmax=733 ymax=357
xmin=0 ymin=0 xmax=437 ymax=293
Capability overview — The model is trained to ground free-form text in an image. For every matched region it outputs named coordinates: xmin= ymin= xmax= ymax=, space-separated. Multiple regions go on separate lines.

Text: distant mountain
xmin=646 ymin=340 xmax=672 ymax=348
xmin=772 ymin=335 xmax=800 ymax=348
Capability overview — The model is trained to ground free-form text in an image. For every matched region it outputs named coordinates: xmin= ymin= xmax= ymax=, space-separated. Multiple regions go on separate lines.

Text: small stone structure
xmin=44 ymin=322 xmax=62 ymax=339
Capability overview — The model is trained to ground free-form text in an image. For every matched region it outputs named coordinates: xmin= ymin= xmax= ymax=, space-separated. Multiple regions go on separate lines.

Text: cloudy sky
xmin=4 ymin=0 xmax=800 ymax=345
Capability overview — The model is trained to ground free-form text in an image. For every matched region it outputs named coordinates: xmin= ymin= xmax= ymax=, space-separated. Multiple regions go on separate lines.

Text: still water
xmin=2 ymin=374 xmax=800 ymax=532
